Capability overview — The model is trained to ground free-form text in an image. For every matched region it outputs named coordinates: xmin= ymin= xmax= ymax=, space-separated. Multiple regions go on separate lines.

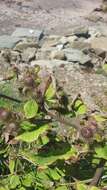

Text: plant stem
xmin=90 ymin=159 xmax=106 ymax=186
xmin=60 ymin=178 xmax=92 ymax=186
xmin=0 ymin=93 xmax=22 ymax=103
xmin=48 ymin=109 xmax=81 ymax=130
xmin=44 ymin=102 xmax=81 ymax=130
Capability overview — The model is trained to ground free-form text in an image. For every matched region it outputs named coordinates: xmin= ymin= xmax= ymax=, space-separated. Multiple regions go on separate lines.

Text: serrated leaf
xmin=9 ymin=159 xmax=15 ymax=174
xmin=15 ymin=125 xmax=49 ymax=142
xmin=35 ymin=65 xmax=40 ymax=74
xmin=95 ymin=145 xmax=107 ymax=160
xmin=45 ymin=83 xmax=56 ymax=100
xmin=9 ymin=175 xmax=20 ymax=189
xmin=94 ymin=134 xmax=102 ymax=142
xmin=0 ymin=146 xmax=8 ymax=155
xmin=40 ymin=135 xmax=49 ymax=145
xmin=90 ymin=187 xmax=100 ymax=190
xmin=47 ymin=168 xmax=62 ymax=180
xmin=36 ymin=170 xmax=50 ymax=181
xmin=18 ymin=188 xmax=26 ymax=190
xmin=76 ymin=182 xmax=87 ymax=190
xmin=24 ymin=99 xmax=38 ymax=119
xmin=22 ymin=173 xmax=34 ymax=187
xmin=20 ymin=121 xmax=36 ymax=131
xmin=56 ymin=167 xmax=65 ymax=177
xmin=94 ymin=114 xmax=107 ymax=122
xmin=19 ymin=143 xmax=76 ymax=167
xmin=55 ymin=186 xmax=68 ymax=190
xmin=74 ymin=100 xmax=87 ymax=115
xmin=0 ymin=185 xmax=9 ymax=190
xmin=36 ymin=170 xmax=53 ymax=188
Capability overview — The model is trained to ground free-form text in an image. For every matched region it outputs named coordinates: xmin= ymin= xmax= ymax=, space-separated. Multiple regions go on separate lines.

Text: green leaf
xmin=9 ymin=159 xmax=15 ymax=174
xmin=45 ymin=83 xmax=56 ymax=100
xmin=95 ymin=145 xmax=107 ymax=160
xmin=36 ymin=170 xmax=50 ymax=181
xmin=94 ymin=114 xmax=107 ymax=122
xmin=56 ymin=167 xmax=65 ymax=177
xmin=76 ymin=182 xmax=87 ymax=190
xmin=22 ymin=173 xmax=34 ymax=187
xmin=24 ymin=99 xmax=38 ymax=119
xmin=40 ymin=135 xmax=49 ymax=145
xmin=74 ymin=100 xmax=87 ymax=115
xmin=103 ymin=64 xmax=107 ymax=72
xmin=36 ymin=170 xmax=53 ymax=188
xmin=9 ymin=175 xmax=20 ymax=189
xmin=15 ymin=125 xmax=49 ymax=142
xmin=47 ymin=168 xmax=62 ymax=180
xmin=18 ymin=188 xmax=26 ymax=190
xmin=55 ymin=186 xmax=68 ymax=190
xmin=0 ymin=146 xmax=9 ymax=155
xmin=19 ymin=143 xmax=76 ymax=167
xmin=90 ymin=187 xmax=100 ymax=190
xmin=20 ymin=121 xmax=37 ymax=131
xmin=0 ymin=187 xmax=9 ymax=190
xmin=0 ymin=187 xmax=8 ymax=190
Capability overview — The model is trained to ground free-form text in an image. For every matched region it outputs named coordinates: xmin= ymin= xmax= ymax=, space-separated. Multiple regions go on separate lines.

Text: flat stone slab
xmin=0 ymin=35 xmax=21 ymax=49
xmin=63 ymin=48 xmax=91 ymax=64
xmin=12 ymin=28 xmax=44 ymax=40
xmin=89 ymin=25 xmax=107 ymax=37
xmin=91 ymin=37 xmax=107 ymax=51
xmin=72 ymin=26 xmax=89 ymax=38
xmin=70 ymin=41 xmax=91 ymax=50
xmin=31 ymin=59 xmax=71 ymax=68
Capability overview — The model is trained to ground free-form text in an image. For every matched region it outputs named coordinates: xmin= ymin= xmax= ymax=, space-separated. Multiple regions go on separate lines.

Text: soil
xmin=0 ymin=0 xmax=103 ymax=35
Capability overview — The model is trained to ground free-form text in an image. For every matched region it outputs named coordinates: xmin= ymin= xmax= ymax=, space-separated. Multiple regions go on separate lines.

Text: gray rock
xmin=54 ymin=64 xmax=107 ymax=111
xmin=0 ymin=49 xmax=21 ymax=75
xmin=59 ymin=36 xmax=68 ymax=45
xmin=63 ymin=48 xmax=91 ymax=64
xmin=14 ymin=39 xmax=39 ymax=51
xmin=31 ymin=60 xmax=70 ymax=69
xmin=10 ymin=50 xmax=21 ymax=63
xmin=12 ymin=27 xmax=44 ymax=40
xmin=36 ymin=47 xmax=56 ymax=60
xmin=72 ymin=26 xmax=89 ymax=38
xmin=0 ymin=54 xmax=10 ymax=76
xmin=89 ymin=25 xmax=107 ymax=37
xmin=67 ymin=35 xmax=78 ymax=43
xmin=70 ymin=40 xmax=91 ymax=50
xmin=42 ymin=35 xmax=60 ymax=49
xmin=21 ymin=47 xmax=36 ymax=63
xmin=0 ymin=49 xmax=21 ymax=65
xmin=86 ymin=14 xmax=103 ymax=22
xmin=94 ymin=49 xmax=106 ymax=59
xmin=50 ymin=50 xmax=66 ymax=60
xmin=0 ymin=49 xmax=11 ymax=63
xmin=0 ymin=35 xmax=21 ymax=49
xmin=90 ymin=37 xmax=107 ymax=51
